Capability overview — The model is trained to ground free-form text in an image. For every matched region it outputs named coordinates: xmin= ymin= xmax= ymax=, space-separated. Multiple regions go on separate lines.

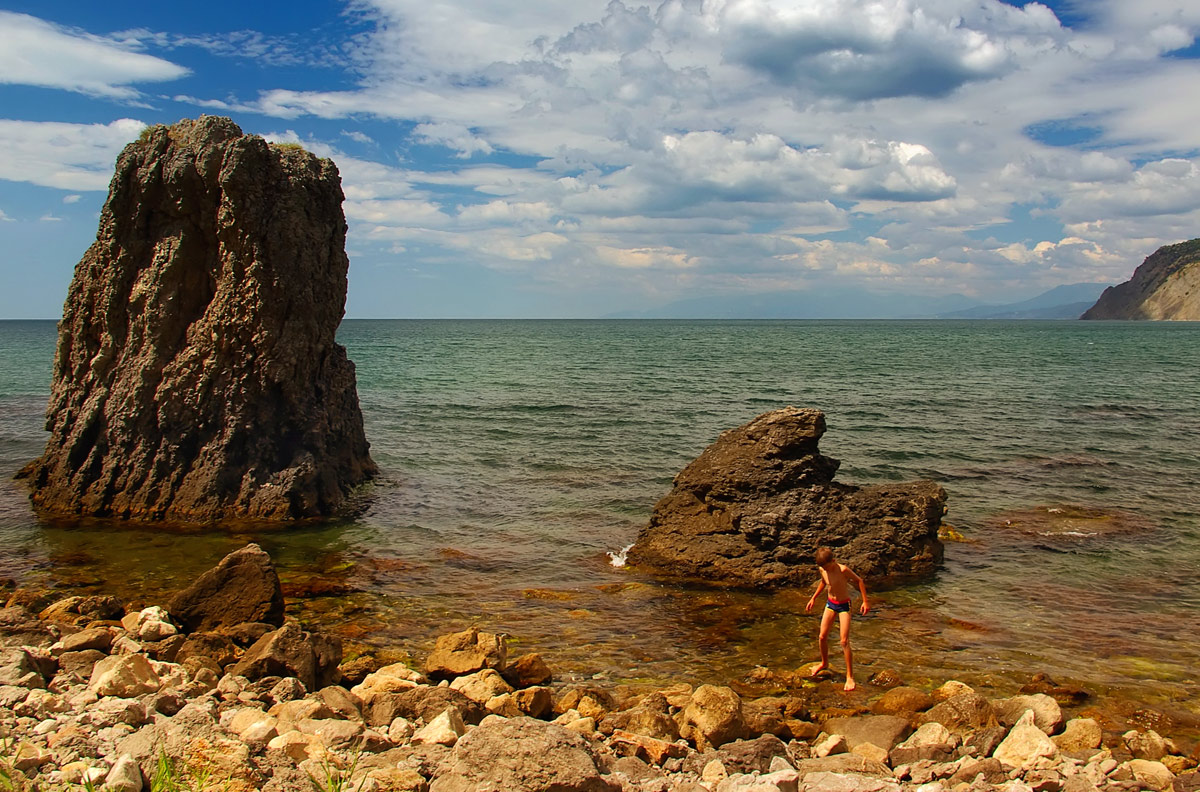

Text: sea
xmin=1 ymin=319 xmax=1198 ymax=716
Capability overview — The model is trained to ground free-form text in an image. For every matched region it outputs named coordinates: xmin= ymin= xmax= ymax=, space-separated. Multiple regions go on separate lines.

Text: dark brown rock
xmin=824 ymin=714 xmax=913 ymax=751
xmin=168 ymin=544 xmax=284 ymax=632
xmin=922 ymin=692 xmax=998 ymax=736
xmin=361 ymin=686 xmax=485 ymax=728
xmin=502 ymin=652 xmax=553 ymax=688
xmin=19 ymin=115 xmax=376 ymax=522
xmin=626 ymin=407 xmax=946 ymax=588
xmin=599 ymin=692 xmax=680 ymax=741
xmin=872 ymin=686 xmax=934 ymax=716
xmin=229 ymin=621 xmax=341 ymax=692
xmin=1082 ymin=239 xmax=1200 ymax=320
xmin=682 ymin=734 xmax=790 ymax=775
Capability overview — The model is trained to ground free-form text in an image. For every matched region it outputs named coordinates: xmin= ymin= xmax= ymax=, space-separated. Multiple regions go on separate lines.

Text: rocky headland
xmin=18 ymin=116 xmax=376 ymax=522
xmin=1082 ymin=240 xmax=1200 ymax=320
xmin=1 ymin=545 xmax=1197 ymax=792
xmin=627 ymin=408 xmax=946 ymax=589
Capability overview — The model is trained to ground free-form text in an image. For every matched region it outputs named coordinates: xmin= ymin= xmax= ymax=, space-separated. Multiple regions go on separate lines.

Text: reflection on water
xmin=1 ymin=319 xmax=1198 ymax=728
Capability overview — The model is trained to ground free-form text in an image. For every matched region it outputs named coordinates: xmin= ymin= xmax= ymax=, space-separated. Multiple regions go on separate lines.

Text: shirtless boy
xmin=804 ymin=546 xmax=870 ymax=691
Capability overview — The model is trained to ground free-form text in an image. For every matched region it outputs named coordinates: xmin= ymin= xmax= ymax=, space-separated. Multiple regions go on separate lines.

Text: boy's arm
xmin=847 ymin=568 xmax=870 ymax=614
xmin=805 ymin=578 xmax=827 ymax=612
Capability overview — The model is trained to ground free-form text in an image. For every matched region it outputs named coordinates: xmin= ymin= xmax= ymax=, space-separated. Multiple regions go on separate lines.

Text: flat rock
xmin=430 ymin=716 xmax=618 ymax=792
xmin=627 ymin=407 xmax=946 ymax=588
xmin=424 ymin=627 xmax=507 ymax=679
xmin=824 ymin=714 xmax=912 ymax=752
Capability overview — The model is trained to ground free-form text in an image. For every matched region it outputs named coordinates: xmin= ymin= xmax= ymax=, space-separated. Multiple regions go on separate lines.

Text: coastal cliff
xmin=1081 ymin=239 xmax=1200 ymax=320
xmin=19 ymin=116 xmax=377 ymax=522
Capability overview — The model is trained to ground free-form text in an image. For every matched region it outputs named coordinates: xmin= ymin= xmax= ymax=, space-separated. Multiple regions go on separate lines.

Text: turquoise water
xmin=2 ymin=319 xmax=1198 ymax=712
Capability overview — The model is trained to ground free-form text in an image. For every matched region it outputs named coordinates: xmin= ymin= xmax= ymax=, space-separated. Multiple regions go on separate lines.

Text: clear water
xmin=2 ymin=319 xmax=1198 ymax=717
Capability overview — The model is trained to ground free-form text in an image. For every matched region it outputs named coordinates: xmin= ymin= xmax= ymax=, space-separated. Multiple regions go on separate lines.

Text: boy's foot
xmin=809 ymin=662 xmax=828 ymax=677
xmin=843 ymin=678 xmax=857 ymax=692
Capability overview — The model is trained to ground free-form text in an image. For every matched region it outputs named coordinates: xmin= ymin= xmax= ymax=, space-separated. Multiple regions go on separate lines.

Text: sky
xmin=1 ymin=0 xmax=1198 ymax=318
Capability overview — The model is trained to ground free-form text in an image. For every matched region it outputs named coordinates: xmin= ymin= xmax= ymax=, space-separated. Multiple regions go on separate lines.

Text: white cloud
xmin=0 ymin=12 xmax=188 ymax=98
xmin=0 ymin=209 xmax=12 ymax=222
xmin=0 ymin=119 xmax=145 ymax=190
xmin=62 ymin=194 xmax=83 ymax=204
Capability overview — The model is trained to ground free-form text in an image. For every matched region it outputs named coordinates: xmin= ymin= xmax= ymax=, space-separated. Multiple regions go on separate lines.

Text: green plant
xmin=149 ymin=750 xmax=225 ymax=792
xmin=272 ymin=142 xmax=306 ymax=153
xmin=306 ymin=745 xmax=365 ymax=792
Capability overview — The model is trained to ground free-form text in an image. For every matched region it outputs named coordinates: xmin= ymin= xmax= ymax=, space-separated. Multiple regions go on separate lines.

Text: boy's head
xmin=814 ymin=546 xmax=834 ymax=567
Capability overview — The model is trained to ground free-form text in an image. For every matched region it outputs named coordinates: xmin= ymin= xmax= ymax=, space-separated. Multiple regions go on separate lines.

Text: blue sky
xmin=1 ymin=0 xmax=1198 ymax=318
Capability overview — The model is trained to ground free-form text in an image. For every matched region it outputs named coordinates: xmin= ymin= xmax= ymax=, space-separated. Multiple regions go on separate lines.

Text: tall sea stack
xmin=20 ymin=116 xmax=377 ymax=521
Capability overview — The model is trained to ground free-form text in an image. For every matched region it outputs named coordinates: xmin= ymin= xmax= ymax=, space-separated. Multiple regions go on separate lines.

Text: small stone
xmin=449 ymin=668 xmax=514 ymax=704
xmin=387 ymin=716 xmax=415 ymax=742
xmin=104 ymin=753 xmax=144 ymax=792
xmin=995 ymin=711 xmax=1059 ymax=770
xmin=12 ymin=741 xmax=53 ymax=771
xmin=268 ymin=730 xmax=319 ymax=761
xmin=932 ymin=681 xmax=975 ymax=701
xmin=412 ymin=707 xmax=466 ymax=746
xmin=271 ymin=676 xmax=308 ymax=703
xmin=815 ymin=734 xmax=850 ymax=757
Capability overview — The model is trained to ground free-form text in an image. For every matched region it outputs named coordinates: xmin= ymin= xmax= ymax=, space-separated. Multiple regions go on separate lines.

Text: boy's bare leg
xmin=812 ymin=607 xmax=835 ymax=676
xmin=839 ymin=610 xmax=855 ymax=691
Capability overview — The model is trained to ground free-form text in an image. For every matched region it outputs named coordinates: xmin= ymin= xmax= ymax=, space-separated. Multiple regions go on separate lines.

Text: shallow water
xmin=2 ymin=319 xmax=1198 ymax=717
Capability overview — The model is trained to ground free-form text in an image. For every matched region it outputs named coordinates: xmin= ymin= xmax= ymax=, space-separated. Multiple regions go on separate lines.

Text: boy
xmin=804 ymin=546 xmax=870 ymax=691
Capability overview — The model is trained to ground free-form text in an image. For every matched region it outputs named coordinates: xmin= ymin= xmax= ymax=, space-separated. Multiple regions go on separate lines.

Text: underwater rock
xmin=20 ymin=115 xmax=375 ymax=522
xmin=627 ymin=407 xmax=946 ymax=588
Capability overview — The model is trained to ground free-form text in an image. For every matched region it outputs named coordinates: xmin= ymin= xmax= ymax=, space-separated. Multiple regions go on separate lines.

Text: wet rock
xmin=169 ymin=544 xmax=285 ymax=632
xmin=992 ymin=694 xmax=1064 ymax=735
xmin=431 ymin=716 xmax=618 ymax=792
xmin=423 ymin=627 xmax=507 ymax=680
xmin=502 ymin=651 xmax=553 ymax=688
xmin=1053 ymin=718 xmax=1102 ymax=752
xmin=229 ymin=621 xmax=341 ymax=692
xmin=1127 ymin=759 xmax=1176 ymax=789
xmin=678 ymin=684 xmax=748 ymax=752
xmin=19 ymin=116 xmax=376 ymax=522
xmin=871 ymin=687 xmax=933 ymax=716
xmin=627 ymin=407 xmax=946 ymax=588
xmin=922 ymin=692 xmax=997 ymax=736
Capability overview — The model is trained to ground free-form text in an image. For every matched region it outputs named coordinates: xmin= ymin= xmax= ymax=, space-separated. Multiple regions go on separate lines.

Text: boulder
xmin=361 ymin=685 xmax=485 ymax=728
xmin=823 ymin=714 xmax=912 ymax=752
xmin=684 ymin=735 xmax=792 ymax=775
xmin=797 ymin=771 xmax=899 ymax=792
xmin=89 ymin=654 xmax=161 ymax=698
xmin=600 ymin=692 xmax=681 ymax=742
xmin=430 ymin=716 xmax=618 ymax=792
xmin=18 ymin=115 xmax=376 ymax=522
xmin=992 ymin=694 xmax=1063 ymax=734
xmin=922 ymin=692 xmax=997 ymax=735
xmin=1125 ymin=729 xmax=1169 ymax=761
xmin=0 ymin=647 xmax=48 ymax=688
xmin=449 ymin=668 xmax=514 ymax=704
xmin=994 ymin=710 xmax=1060 ymax=770
xmin=412 ymin=707 xmax=467 ymax=746
xmin=424 ymin=627 xmax=507 ymax=679
xmin=889 ymin=722 xmax=957 ymax=765
xmin=168 ymin=544 xmax=285 ymax=632
xmin=678 ymin=684 xmax=748 ymax=752
xmin=1053 ymin=718 xmax=1102 ymax=752
xmin=229 ymin=621 xmax=341 ymax=691
xmin=503 ymin=652 xmax=554 ymax=688
xmin=871 ymin=687 xmax=933 ymax=716
xmin=626 ymin=408 xmax=945 ymax=588
xmin=1127 ymin=759 xmax=1176 ymax=789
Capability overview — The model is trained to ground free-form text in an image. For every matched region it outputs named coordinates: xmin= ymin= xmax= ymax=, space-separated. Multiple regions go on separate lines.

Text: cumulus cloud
xmin=0 ymin=12 xmax=188 ymax=98
xmin=0 ymin=119 xmax=145 ymax=190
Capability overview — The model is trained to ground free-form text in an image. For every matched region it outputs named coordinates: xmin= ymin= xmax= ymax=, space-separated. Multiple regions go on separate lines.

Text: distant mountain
xmin=937 ymin=283 xmax=1113 ymax=319
xmin=606 ymin=283 xmax=1113 ymax=320
xmin=1082 ymin=239 xmax=1200 ymax=320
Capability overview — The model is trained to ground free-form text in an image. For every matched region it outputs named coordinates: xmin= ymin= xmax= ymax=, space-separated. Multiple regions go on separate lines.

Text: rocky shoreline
xmin=2 ymin=548 xmax=1198 ymax=792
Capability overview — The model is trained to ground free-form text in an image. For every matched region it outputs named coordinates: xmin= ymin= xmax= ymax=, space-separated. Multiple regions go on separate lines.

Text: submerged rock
xmin=168 ymin=543 xmax=284 ymax=632
xmin=20 ymin=115 xmax=376 ymax=522
xmin=627 ymin=407 xmax=946 ymax=588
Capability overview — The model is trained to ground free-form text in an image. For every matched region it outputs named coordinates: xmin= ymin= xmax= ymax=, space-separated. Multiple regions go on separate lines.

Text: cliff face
xmin=21 ymin=116 xmax=377 ymax=522
xmin=1082 ymin=239 xmax=1200 ymax=320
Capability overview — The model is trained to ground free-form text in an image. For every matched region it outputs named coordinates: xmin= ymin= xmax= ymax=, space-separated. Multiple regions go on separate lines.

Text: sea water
xmin=1 ymin=319 xmax=1198 ymax=710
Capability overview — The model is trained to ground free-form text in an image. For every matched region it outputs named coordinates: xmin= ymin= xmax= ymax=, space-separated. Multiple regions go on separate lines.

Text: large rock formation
xmin=19 ymin=116 xmax=376 ymax=521
xmin=1082 ymin=239 xmax=1200 ymax=320
xmin=626 ymin=407 xmax=945 ymax=588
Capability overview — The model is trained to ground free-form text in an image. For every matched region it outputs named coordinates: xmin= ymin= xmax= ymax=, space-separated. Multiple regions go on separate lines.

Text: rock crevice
xmin=21 ymin=116 xmax=376 ymax=521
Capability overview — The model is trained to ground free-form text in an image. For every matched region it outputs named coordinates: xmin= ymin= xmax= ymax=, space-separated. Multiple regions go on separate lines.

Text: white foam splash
xmin=607 ymin=543 xmax=633 ymax=567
